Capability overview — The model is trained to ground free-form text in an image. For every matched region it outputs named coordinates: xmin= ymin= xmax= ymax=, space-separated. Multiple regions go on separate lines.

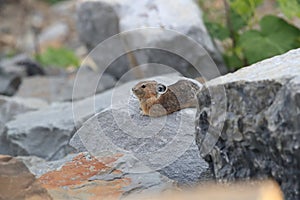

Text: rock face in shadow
xmin=4 ymin=93 xmax=110 ymax=160
xmin=0 ymin=95 xmax=47 ymax=155
xmin=0 ymin=72 xmax=21 ymax=96
xmin=195 ymin=49 xmax=300 ymax=200
xmin=70 ymin=76 xmax=210 ymax=185
xmin=76 ymin=0 xmax=226 ymax=80
xmin=0 ymin=155 xmax=52 ymax=200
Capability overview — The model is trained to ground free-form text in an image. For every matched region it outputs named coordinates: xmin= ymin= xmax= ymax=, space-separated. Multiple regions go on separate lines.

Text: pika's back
xmin=132 ymin=79 xmax=202 ymax=117
xmin=159 ymin=80 xmax=200 ymax=111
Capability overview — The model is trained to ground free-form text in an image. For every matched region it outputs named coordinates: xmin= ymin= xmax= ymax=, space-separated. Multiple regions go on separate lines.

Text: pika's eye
xmin=141 ymin=84 xmax=146 ymax=88
xmin=156 ymin=84 xmax=167 ymax=94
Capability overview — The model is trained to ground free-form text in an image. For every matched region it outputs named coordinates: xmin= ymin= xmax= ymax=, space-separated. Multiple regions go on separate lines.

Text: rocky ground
xmin=0 ymin=0 xmax=299 ymax=200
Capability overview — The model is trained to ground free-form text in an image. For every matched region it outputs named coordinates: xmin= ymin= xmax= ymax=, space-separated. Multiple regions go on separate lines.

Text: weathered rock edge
xmin=195 ymin=49 xmax=300 ymax=200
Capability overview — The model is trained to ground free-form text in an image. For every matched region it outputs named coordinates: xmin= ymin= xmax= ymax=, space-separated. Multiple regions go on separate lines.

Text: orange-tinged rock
xmin=38 ymin=153 xmax=110 ymax=188
xmin=38 ymin=153 xmax=131 ymax=200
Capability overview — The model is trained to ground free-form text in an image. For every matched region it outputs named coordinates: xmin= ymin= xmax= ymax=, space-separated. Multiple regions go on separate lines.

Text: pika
xmin=132 ymin=79 xmax=202 ymax=117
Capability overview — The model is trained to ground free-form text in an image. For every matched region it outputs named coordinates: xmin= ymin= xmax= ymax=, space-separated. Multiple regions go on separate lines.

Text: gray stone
xmin=18 ymin=152 xmax=172 ymax=199
xmin=38 ymin=22 xmax=69 ymax=49
xmin=0 ymin=73 xmax=21 ymax=96
xmin=71 ymin=76 xmax=210 ymax=184
xmin=5 ymin=84 xmax=112 ymax=159
xmin=17 ymin=153 xmax=77 ymax=178
xmin=77 ymin=0 xmax=226 ymax=80
xmin=0 ymin=54 xmax=44 ymax=77
xmin=16 ymin=69 xmax=116 ymax=102
xmin=5 ymin=102 xmax=77 ymax=160
xmin=76 ymin=0 xmax=119 ymax=50
xmin=4 ymin=74 xmax=188 ymax=161
xmin=5 ymin=87 xmax=112 ymax=160
xmin=3 ymin=74 xmax=136 ymax=160
xmin=0 ymin=122 xmax=8 ymax=155
xmin=195 ymin=49 xmax=300 ymax=200
xmin=0 ymin=95 xmax=48 ymax=123
xmin=90 ymin=153 xmax=173 ymax=197
xmin=0 ymin=95 xmax=47 ymax=155
xmin=0 ymin=54 xmax=29 ymax=77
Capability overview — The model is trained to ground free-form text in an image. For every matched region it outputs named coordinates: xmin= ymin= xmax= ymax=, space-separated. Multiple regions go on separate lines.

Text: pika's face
xmin=132 ymin=80 xmax=158 ymax=100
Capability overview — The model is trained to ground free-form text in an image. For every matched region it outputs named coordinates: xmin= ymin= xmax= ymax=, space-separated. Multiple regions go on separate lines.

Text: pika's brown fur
xmin=132 ymin=79 xmax=201 ymax=117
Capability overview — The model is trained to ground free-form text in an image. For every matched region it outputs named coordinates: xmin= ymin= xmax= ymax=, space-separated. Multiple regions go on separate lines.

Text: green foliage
xmin=36 ymin=47 xmax=80 ymax=68
xmin=230 ymin=0 xmax=263 ymax=20
xmin=277 ymin=0 xmax=300 ymax=18
xmin=202 ymin=0 xmax=300 ymax=71
xmin=38 ymin=0 xmax=66 ymax=5
xmin=238 ymin=15 xmax=300 ymax=64
xmin=204 ymin=20 xmax=230 ymax=40
xmin=229 ymin=9 xmax=247 ymax=32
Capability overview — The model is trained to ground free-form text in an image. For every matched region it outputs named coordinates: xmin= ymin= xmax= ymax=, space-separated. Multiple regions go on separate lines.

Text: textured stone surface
xmin=38 ymin=22 xmax=69 ymax=50
xmin=77 ymin=0 xmax=226 ymax=80
xmin=0 ymin=95 xmax=48 ymax=123
xmin=16 ymin=155 xmax=285 ymax=200
xmin=0 ymin=54 xmax=45 ymax=77
xmin=0 ymin=122 xmax=8 ymax=155
xmin=71 ymin=75 xmax=210 ymax=184
xmin=0 ymin=72 xmax=21 ymax=96
xmin=0 ymin=155 xmax=52 ymax=200
xmin=5 ymin=87 xmax=112 ymax=160
xmin=0 ymin=95 xmax=48 ymax=155
xmin=16 ymin=69 xmax=116 ymax=102
xmin=5 ymin=74 xmax=181 ymax=160
xmin=20 ymin=152 xmax=171 ymax=200
xmin=195 ymin=49 xmax=300 ymax=200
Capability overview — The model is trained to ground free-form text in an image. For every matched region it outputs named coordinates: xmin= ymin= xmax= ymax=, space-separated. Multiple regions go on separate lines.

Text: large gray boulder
xmin=70 ymin=76 xmax=210 ymax=184
xmin=4 ymin=74 xmax=181 ymax=160
xmin=0 ymin=71 xmax=21 ymax=96
xmin=0 ymin=95 xmax=47 ymax=123
xmin=195 ymin=49 xmax=300 ymax=200
xmin=77 ymin=0 xmax=226 ymax=80
xmin=4 ymin=87 xmax=114 ymax=160
xmin=0 ymin=96 xmax=47 ymax=155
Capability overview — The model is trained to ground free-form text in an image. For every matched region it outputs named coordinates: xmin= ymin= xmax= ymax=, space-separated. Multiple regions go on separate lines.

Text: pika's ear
xmin=156 ymin=83 xmax=167 ymax=94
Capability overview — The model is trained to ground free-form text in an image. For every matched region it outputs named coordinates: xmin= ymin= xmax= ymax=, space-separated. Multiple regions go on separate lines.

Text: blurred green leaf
xmin=260 ymin=15 xmax=300 ymax=51
xmin=230 ymin=0 xmax=263 ymax=19
xmin=229 ymin=9 xmax=248 ymax=32
xmin=38 ymin=0 xmax=66 ymax=4
xmin=223 ymin=52 xmax=244 ymax=70
xmin=36 ymin=47 xmax=80 ymax=68
xmin=204 ymin=21 xmax=230 ymax=40
xmin=238 ymin=15 xmax=300 ymax=64
xmin=277 ymin=0 xmax=300 ymax=18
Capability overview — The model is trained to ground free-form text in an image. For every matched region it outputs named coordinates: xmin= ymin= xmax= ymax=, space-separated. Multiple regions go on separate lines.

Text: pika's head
xmin=132 ymin=80 xmax=167 ymax=100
